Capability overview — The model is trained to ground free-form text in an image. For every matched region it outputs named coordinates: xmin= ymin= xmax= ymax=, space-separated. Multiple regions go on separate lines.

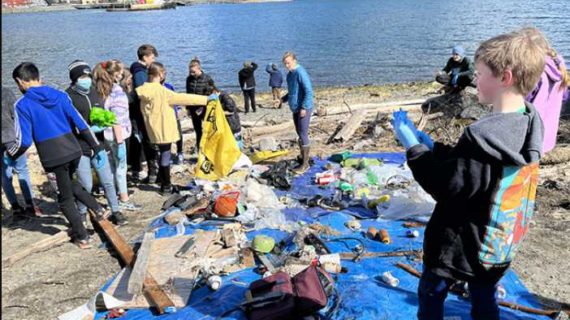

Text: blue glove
xmin=207 ymin=93 xmax=219 ymax=102
xmin=451 ymin=74 xmax=459 ymax=86
xmin=3 ymin=153 xmax=16 ymax=167
xmin=93 ymin=150 xmax=107 ymax=170
xmin=117 ymin=143 xmax=127 ymax=161
xmin=417 ymin=131 xmax=434 ymax=150
xmin=91 ymin=125 xmax=104 ymax=133
xmin=392 ymin=110 xmax=420 ymax=149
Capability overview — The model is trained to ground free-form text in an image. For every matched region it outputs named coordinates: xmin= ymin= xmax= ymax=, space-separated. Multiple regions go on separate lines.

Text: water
xmin=2 ymin=0 xmax=569 ymax=93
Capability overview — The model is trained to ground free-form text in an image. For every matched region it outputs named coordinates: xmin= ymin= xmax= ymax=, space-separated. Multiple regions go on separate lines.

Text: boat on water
xmin=106 ymin=0 xmax=177 ymax=12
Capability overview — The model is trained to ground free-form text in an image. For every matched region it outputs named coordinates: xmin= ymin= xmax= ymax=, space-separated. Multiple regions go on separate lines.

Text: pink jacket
xmin=527 ymin=55 xmax=568 ymax=153
xmin=104 ymin=83 xmax=132 ymax=142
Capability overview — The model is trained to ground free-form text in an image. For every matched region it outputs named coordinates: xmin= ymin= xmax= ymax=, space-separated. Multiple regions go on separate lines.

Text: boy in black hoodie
xmin=392 ymin=31 xmax=545 ymax=320
xmin=9 ymin=63 xmax=110 ymax=249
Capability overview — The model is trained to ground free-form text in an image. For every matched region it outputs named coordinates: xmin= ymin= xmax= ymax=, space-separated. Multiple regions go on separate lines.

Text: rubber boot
xmin=295 ymin=141 xmax=304 ymax=167
xmin=293 ymin=146 xmax=310 ymax=175
xmin=159 ymin=166 xmax=172 ymax=196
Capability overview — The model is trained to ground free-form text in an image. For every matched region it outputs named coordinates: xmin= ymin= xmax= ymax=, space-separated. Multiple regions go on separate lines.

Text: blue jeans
xmin=108 ymin=141 xmax=128 ymax=196
xmin=417 ymin=268 xmax=499 ymax=320
xmin=2 ymin=153 xmax=35 ymax=207
xmin=293 ymin=109 xmax=312 ymax=147
xmin=76 ymin=154 xmax=120 ymax=214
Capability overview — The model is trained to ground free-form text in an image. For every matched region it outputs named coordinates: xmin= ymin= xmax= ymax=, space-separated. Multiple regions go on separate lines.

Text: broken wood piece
xmin=183 ymin=197 xmax=210 ymax=216
xmin=180 ymin=230 xmax=218 ymax=260
xmin=128 ymin=232 xmax=155 ymax=295
xmin=318 ymin=99 xmax=425 ymax=116
xmin=331 ymin=110 xmax=367 ymax=143
xmin=2 ymin=230 xmax=71 ymax=267
xmin=240 ymin=248 xmax=256 ymax=268
xmin=339 ymin=249 xmax=423 ymax=260
xmin=89 ymin=211 xmax=175 ymax=314
xmin=256 ymin=252 xmax=276 ymax=273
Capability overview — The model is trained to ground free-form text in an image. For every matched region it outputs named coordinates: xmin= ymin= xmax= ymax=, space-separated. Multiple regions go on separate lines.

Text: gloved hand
xmin=417 ymin=131 xmax=434 ymax=150
xmin=91 ymin=125 xmax=104 ymax=133
xmin=117 ymin=143 xmax=127 ymax=161
xmin=2 ymin=152 xmax=15 ymax=167
xmin=207 ymin=93 xmax=219 ymax=102
xmin=392 ymin=110 xmax=420 ymax=150
xmin=451 ymin=74 xmax=459 ymax=86
xmin=93 ymin=150 xmax=107 ymax=170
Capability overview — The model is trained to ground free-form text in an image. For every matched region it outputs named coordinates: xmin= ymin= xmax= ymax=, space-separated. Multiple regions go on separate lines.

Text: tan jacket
xmin=136 ymin=82 xmax=207 ymax=144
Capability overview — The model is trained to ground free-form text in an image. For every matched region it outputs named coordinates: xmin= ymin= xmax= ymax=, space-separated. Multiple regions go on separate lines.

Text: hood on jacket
xmin=465 ymin=101 xmax=544 ymax=166
xmin=545 ymin=55 xmax=564 ymax=83
xmin=25 ymin=86 xmax=69 ymax=109
xmin=130 ymin=61 xmax=147 ymax=75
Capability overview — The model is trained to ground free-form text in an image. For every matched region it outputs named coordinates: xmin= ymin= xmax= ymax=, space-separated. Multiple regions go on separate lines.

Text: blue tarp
xmin=95 ymin=153 xmax=548 ymax=320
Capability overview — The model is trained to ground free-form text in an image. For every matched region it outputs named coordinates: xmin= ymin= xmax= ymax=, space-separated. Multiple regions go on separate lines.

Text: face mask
xmin=76 ymin=78 xmax=92 ymax=91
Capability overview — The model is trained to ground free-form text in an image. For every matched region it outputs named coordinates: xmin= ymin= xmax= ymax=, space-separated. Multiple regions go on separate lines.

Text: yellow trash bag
xmin=250 ymin=149 xmax=289 ymax=164
xmin=195 ymin=100 xmax=241 ymax=180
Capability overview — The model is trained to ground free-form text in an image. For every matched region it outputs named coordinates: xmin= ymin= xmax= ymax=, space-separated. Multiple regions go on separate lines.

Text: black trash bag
xmin=260 ymin=160 xmax=295 ymax=190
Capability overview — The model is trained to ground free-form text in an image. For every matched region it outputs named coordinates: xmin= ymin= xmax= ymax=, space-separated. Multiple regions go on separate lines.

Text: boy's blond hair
xmin=282 ymin=51 xmax=297 ymax=62
xmin=475 ymin=31 xmax=545 ymax=96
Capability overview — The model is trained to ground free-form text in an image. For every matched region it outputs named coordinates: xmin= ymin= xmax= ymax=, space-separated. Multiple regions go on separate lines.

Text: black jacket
xmin=129 ymin=61 xmax=147 ymax=122
xmin=65 ymin=86 xmax=105 ymax=156
xmin=407 ymin=102 xmax=543 ymax=283
xmin=442 ymin=57 xmax=474 ymax=78
xmin=186 ymin=72 xmax=214 ymax=97
xmin=2 ymin=86 xmax=18 ymax=153
xmin=238 ymin=63 xmax=258 ymax=90
xmin=219 ymin=92 xmax=241 ymax=134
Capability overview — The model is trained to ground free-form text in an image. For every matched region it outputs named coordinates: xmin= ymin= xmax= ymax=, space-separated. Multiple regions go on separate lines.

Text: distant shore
xmin=2 ymin=0 xmax=290 ymax=14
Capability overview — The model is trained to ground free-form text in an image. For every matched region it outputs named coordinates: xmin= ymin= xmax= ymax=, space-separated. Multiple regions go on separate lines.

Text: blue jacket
xmin=9 ymin=86 xmax=100 ymax=169
xmin=265 ymin=64 xmax=283 ymax=88
xmin=285 ymin=65 xmax=313 ymax=112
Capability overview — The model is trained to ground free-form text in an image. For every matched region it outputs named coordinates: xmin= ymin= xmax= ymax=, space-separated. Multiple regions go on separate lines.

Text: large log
xmin=89 ymin=212 xmax=175 ymax=314
xmin=128 ymin=232 xmax=155 ymax=295
xmin=331 ymin=110 xmax=367 ymax=142
xmin=318 ymin=99 xmax=425 ymax=116
xmin=2 ymin=230 xmax=70 ymax=267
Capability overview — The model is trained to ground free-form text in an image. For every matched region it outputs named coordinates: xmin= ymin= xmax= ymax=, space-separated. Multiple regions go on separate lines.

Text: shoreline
xmin=1 ymin=0 xmax=291 ymax=14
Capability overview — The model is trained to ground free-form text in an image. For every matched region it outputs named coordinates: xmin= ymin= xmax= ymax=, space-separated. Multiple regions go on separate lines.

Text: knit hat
xmin=244 ymin=61 xmax=252 ymax=68
xmin=452 ymin=45 xmax=465 ymax=57
xmin=68 ymin=60 xmax=91 ymax=83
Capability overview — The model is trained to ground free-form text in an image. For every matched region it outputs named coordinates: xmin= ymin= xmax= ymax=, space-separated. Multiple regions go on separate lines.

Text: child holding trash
xmin=392 ymin=30 xmax=545 ymax=320
xmin=135 ymin=62 xmax=216 ymax=195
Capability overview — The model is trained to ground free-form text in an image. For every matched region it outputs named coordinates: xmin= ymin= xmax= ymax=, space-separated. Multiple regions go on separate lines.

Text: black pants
xmin=129 ymin=118 xmax=158 ymax=177
xmin=436 ymin=74 xmax=474 ymax=90
xmin=157 ymin=143 xmax=172 ymax=189
xmin=48 ymin=157 xmax=101 ymax=241
xmin=176 ymin=119 xmax=183 ymax=154
xmin=128 ymin=120 xmax=143 ymax=173
xmin=188 ymin=107 xmax=205 ymax=152
xmin=243 ymin=89 xmax=256 ymax=113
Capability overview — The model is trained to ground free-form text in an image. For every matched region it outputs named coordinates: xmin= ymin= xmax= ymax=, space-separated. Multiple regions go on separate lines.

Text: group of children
xmin=2 ymin=25 xmax=568 ymax=319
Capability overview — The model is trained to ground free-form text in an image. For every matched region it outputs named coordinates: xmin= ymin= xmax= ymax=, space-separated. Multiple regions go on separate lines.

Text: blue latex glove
xmin=417 ymin=131 xmax=434 ymax=150
xmin=91 ymin=125 xmax=104 ymax=133
xmin=117 ymin=143 xmax=127 ymax=161
xmin=2 ymin=153 xmax=15 ymax=167
xmin=392 ymin=110 xmax=420 ymax=149
xmin=207 ymin=93 xmax=219 ymax=102
xmin=93 ymin=150 xmax=107 ymax=170
xmin=451 ymin=74 xmax=459 ymax=86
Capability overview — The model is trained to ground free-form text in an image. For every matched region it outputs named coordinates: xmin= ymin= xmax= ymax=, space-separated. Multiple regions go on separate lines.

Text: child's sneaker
xmin=119 ymin=201 xmax=142 ymax=212
xmin=110 ymin=211 xmax=128 ymax=226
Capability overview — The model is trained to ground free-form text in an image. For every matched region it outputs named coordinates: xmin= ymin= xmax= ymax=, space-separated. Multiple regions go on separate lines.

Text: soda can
xmin=381 ymin=271 xmax=399 ymax=287
xmin=318 ymin=176 xmax=334 ymax=185
xmin=406 ymin=230 xmax=420 ymax=238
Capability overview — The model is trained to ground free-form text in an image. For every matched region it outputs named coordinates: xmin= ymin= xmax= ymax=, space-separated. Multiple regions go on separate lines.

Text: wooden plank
xmin=332 ymin=109 xmax=367 ymax=142
xmin=90 ymin=212 xmax=175 ymax=314
xmin=105 ymin=236 xmax=199 ymax=309
xmin=2 ymin=230 xmax=70 ymax=267
xmin=318 ymin=99 xmax=425 ymax=116
xmin=128 ymin=232 xmax=155 ymax=295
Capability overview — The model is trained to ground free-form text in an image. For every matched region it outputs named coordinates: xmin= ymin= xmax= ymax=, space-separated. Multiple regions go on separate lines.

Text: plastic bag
xmin=377 ymin=184 xmax=435 ymax=221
